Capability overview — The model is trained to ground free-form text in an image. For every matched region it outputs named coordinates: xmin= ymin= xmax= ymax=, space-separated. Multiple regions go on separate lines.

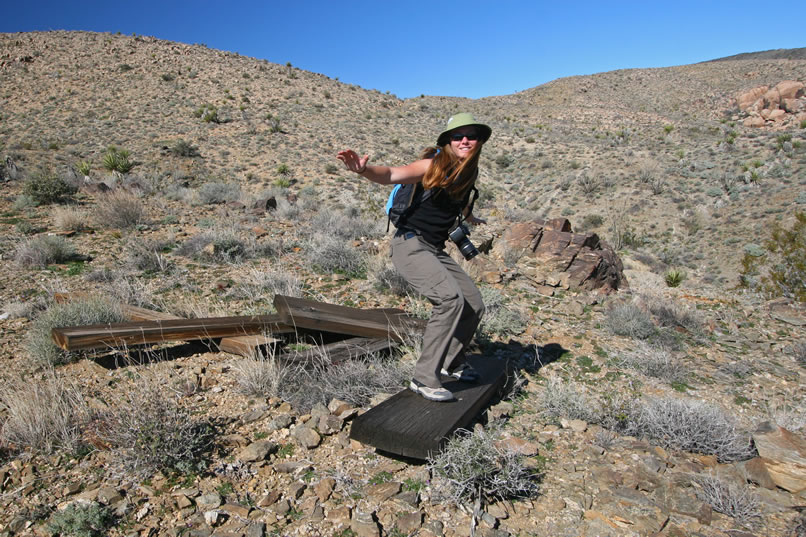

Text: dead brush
xmin=691 ymin=473 xmax=761 ymax=527
xmin=227 ymin=268 xmax=302 ymax=304
xmin=0 ymin=372 xmax=89 ymax=455
xmin=94 ymin=373 xmax=214 ymax=476
xmin=14 ymin=235 xmax=77 ymax=268
xmin=627 ymin=396 xmax=755 ymax=462
xmin=93 ymin=189 xmax=147 ymax=229
xmin=53 ymin=206 xmax=91 ymax=232
xmin=233 ymin=338 xmax=414 ymax=413
xmin=610 ymin=341 xmax=689 ymax=385
xmin=25 ymin=296 xmax=126 ymax=367
xmin=427 ymin=425 xmax=541 ymax=509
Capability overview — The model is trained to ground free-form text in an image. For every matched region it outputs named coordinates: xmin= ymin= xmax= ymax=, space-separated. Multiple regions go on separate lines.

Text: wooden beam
xmin=51 ymin=314 xmax=293 ymax=351
xmin=348 ymin=355 xmax=506 ymax=460
xmin=273 ymin=295 xmax=425 ymax=342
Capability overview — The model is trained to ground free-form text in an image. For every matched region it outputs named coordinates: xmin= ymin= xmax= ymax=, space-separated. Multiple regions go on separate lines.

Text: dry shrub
xmin=306 ymin=234 xmax=367 ymax=278
xmin=95 ymin=376 xmax=213 ymax=476
xmin=0 ymin=373 xmax=89 ymax=455
xmin=53 ymin=206 xmax=90 ymax=232
xmin=14 ymin=235 xmax=77 ymax=268
xmin=369 ymin=259 xmax=413 ymax=296
xmin=611 ymin=342 xmax=689 ymax=385
xmin=535 ymin=376 xmax=600 ymax=424
xmin=604 ymin=301 xmax=656 ymax=340
xmin=93 ymin=189 xmax=147 ymax=229
xmin=227 ymin=268 xmax=302 ymax=303
xmin=25 ymin=296 xmax=125 ymax=366
xmin=427 ymin=426 xmax=541 ymax=505
xmin=233 ymin=343 xmax=413 ymax=413
xmin=627 ymin=396 xmax=755 ymax=462
xmin=476 ymin=287 xmax=527 ymax=341
xmin=692 ymin=473 xmax=761 ymax=526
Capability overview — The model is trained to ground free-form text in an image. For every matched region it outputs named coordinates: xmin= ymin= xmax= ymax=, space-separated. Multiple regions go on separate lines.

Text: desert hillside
xmin=0 ymin=31 xmax=804 ymax=537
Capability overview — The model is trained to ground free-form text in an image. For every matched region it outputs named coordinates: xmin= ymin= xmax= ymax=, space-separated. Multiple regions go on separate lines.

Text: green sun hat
xmin=436 ymin=113 xmax=492 ymax=146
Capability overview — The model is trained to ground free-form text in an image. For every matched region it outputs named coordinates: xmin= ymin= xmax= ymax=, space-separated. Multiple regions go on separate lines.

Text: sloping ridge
xmin=706 ymin=48 xmax=806 ymax=62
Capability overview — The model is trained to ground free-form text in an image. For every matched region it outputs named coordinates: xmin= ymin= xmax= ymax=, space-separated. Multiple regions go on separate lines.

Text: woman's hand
xmin=337 ymin=150 xmax=369 ymax=174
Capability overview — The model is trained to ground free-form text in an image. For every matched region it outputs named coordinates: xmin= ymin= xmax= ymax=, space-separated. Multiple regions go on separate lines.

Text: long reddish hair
xmin=420 ymin=142 xmax=482 ymax=198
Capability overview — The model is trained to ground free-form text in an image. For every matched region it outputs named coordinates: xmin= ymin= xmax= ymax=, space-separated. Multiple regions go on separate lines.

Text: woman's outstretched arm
xmin=337 ymin=150 xmax=430 ymax=185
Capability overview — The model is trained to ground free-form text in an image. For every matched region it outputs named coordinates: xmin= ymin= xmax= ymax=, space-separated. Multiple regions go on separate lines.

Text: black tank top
xmin=404 ymin=187 xmax=472 ymax=248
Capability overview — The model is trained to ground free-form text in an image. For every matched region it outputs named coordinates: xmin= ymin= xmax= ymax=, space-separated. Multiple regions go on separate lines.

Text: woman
xmin=337 ymin=113 xmax=491 ymax=402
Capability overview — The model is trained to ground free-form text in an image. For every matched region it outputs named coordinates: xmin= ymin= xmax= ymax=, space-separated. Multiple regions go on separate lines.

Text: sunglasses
xmin=450 ymin=132 xmax=480 ymax=142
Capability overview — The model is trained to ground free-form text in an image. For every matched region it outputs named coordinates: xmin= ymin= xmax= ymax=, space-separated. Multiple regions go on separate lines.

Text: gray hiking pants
xmin=390 ymin=233 xmax=484 ymax=388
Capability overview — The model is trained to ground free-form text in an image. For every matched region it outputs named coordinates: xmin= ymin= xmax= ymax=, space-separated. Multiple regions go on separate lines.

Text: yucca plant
xmin=664 ymin=269 xmax=686 ymax=288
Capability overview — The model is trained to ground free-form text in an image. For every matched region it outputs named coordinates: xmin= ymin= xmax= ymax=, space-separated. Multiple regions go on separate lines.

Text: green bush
xmin=664 ymin=269 xmax=686 ymax=287
xmin=101 ymin=146 xmax=134 ymax=174
xmin=75 ymin=160 xmax=92 ymax=177
xmin=48 ymin=502 xmax=114 ymax=537
xmin=170 ymin=139 xmax=199 ymax=157
xmin=193 ymin=104 xmax=219 ymax=123
xmin=740 ymin=212 xmax=805 ymax=302
xmin=25 ymin=297 xmax=125 ymax=367
xmin=22 ymin=170 xmax=77 ymax=204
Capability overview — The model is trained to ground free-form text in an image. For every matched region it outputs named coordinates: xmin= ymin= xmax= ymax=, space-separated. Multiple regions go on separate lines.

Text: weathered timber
xmin=273 ymin=295 xmax=425 ymax=342
xmin=218 ymin=335 xmax=281 ymax=358
xmin=53 ymin=293 xmax=287 ymax=358
xmin=276 ymin=337 xmax=395 ymax=365
xmin=349 ymin=355 xmax=506 ymax=459
xmin=51 ymin=314 xmax=293 ymax=351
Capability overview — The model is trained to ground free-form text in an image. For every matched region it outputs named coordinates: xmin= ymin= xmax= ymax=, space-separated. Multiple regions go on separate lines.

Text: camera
xmin=449 ymin=223 xmax=479 ymax=260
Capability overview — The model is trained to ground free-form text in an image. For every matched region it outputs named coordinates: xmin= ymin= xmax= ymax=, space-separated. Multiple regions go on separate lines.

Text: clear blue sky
xmin=3 ymin=1 xmax=804 ymax=99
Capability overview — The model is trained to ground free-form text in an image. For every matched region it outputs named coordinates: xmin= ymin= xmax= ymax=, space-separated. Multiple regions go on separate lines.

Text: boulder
xmin=503 ymin=218 xmax=626 ymax=293
xmin=775 ymin=80 xmax=805 ymax=100
xmin=752 ymin=422 xmax=806 ymax=494
xmin=744 ymin=116 xmax=767 ymax=128
xmin=736 ymin=86 xmax=768 ymax=111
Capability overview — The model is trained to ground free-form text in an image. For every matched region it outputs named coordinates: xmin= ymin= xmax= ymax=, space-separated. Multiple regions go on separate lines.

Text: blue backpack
xmin=385 ymin=182 xmax=433 ymax=231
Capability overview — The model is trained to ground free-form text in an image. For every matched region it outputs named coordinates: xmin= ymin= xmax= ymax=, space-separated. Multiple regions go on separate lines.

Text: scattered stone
xmin=351 ymin=508 xmax=380 ymax=537
xmin=220 ymin=503 xmax=250 ymax=519
xmin=267 ymin=413 xmax=294 ymax=431
xmin=257 ymin=490 xmax=280 ymax=507
xmin=175 ymin=494 xmax=193 ymax=509
xmin=197 ymin=493 xmax=223 ymax=510
xmin=204 ymin=509 xmax=223 ymax=526
xmin=740 ymin=457 xmax=778 ymax=490
xmin=318 ymin=414 xmax=344 ymax=435
xmin=236 ymin=440 xmax=277 ymax=463
xmin=365 ymin=481 xmax=401 ymax=503
xmin=314 ymin=477 xmax=336 ymax=502
xmin=326 ymin=504 xmax=351 ymax=525
xmin=395 ymin=511 xmax=423 ymax=533
xmin=288 ymin=482 xmax=306 ymax=500
xmin=752 ymin=422 xmax=806 ymax=493
xmin=293 ymin=426 xmax=321 ymax=449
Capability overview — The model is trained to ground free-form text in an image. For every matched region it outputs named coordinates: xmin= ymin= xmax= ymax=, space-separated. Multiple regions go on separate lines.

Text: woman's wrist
xmin=356 ymin=164 xmax=367 ymax=175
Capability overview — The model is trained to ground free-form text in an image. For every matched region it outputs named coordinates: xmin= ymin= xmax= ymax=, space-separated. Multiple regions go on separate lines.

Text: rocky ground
xmin=0 ymin=32 xmax=805 ymax=537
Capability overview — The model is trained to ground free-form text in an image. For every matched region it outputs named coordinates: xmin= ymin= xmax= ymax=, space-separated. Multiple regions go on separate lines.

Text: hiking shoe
xmin=409 ymin=379 xmax=455 ymax=402
xmin=440 ymin=363 xmax=480 ymax=383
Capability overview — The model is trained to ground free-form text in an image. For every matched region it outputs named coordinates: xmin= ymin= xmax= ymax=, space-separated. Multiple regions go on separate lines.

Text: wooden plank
xmin=348 ymin=355 xmax=506 ymax=460
xmin=51 ymin=314 xmax=293 ymax=351
xmin=276 ymin=337 xmax=395 ymax=365
xmin=218 ymin=334 xmax=281 ymax=358
xmin=273 ymin=295 xmax=425 ymax=342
